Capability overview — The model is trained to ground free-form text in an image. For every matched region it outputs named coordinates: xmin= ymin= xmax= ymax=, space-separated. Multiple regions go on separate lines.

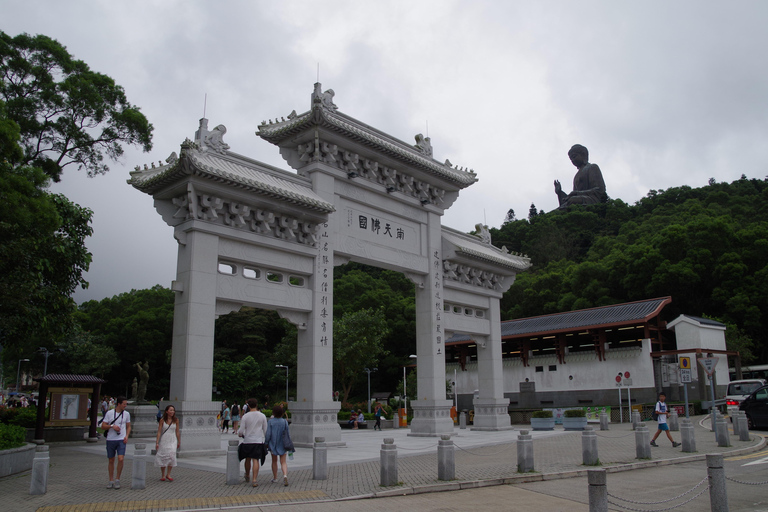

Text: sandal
xmin=160 ymin=477 xmax=166 ymax=482
xmin=252 ymin=482 xmax=258 ymax=487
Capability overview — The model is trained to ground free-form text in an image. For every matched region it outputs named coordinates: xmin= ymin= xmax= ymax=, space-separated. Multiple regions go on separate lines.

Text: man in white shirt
xmin=237 ymin=398 xmax=267 ymax=487
xmin=650 ymin=392 xmax=680 ymax=448
xmin=101 ymin=396 xmax=131 ymax=489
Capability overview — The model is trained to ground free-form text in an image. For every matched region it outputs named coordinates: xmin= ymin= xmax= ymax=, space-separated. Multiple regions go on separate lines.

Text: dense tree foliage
xmin=494 ymin=176 xmax=768 ymax=362
xmin=333 ymin=308 xmax=389 ymax=404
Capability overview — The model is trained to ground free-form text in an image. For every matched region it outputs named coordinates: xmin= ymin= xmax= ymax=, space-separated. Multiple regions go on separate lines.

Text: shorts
xmin=231 ymin=415 xmax=240 ymax=422
xmin=657 ymin=423 xmax=669 ymax=431
xmin=106 ymin=440 xmax=127 ymax=458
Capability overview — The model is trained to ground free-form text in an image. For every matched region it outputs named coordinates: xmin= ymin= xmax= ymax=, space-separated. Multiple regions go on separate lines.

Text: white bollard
xmin=380 ymin=438 xmax=398 ymax=486
xmin=29 ymin=445 xmax=49 ymax=495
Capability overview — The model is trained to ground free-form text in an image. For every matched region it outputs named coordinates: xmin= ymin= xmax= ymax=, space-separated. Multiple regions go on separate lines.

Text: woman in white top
xmin=155 ymin=405 xmax=181 ymax=481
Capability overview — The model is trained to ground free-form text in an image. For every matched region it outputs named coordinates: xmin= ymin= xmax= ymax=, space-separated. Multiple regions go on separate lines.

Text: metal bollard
xmin=437 ymin=434 xmax=455 ymax=481
xmin=313 ymin=437 xmax=327 ymax=480
xmin=599 ymin=411 xmax=609 ymax=431
xmin=392 ymin=412 xmax=399 ymax=430
xmin=716 ymin=417 xmax=731 ymax=447
xmin=707 ymin=454 xmax=728 ymax=512
xmin=29 ymin=445 xmax=50 ymax=495
xmin=738 ymin=412 xmax=751 ymax=442
xmin=668 ymin=409 xmax=679 ymax=431
xmin=582 ymin=427 xmax=599 ymax=465
xmin=680 ymin=418 xmax=697 ymax=453
xmin=226 ymin=440 xmax=240 ymax=484
xmin=635 ymin=423 xmax=651 ymax=459
xmin=459 ymin=411 xmax=467 ymax=429
xmin=517 ymin=429 xmax=534 ymax=473
xmin=380 ymin=438 xmax=398 ymax=486
xmin=587 ymin=468 xmax=608 ymax=512
xmin=131 ymin=443 xmax=147 ymax=490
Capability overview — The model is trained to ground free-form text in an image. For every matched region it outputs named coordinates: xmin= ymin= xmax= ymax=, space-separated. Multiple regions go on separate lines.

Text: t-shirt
xmin=655 ymin=401 xmax=668 ymax=425
xmin=103 ymin=409 xmax=131 ymax=441
xmin=238 ymin=410 xmax=267 ymax=443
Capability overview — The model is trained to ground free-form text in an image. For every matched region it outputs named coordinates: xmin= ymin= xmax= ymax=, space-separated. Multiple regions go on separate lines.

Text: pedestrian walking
xmin=374 ymin=403 xmax=385 ymax=431
xmin=237 ymin=398 xmax=267 ymax=487
xmin=221 ymin=404 xmax=231 ymax=433
xmin=155 ymin=405 xmax=181 ymax=481
xmin=650 ymin=392 xmax=680 ymax=447
xmin=101 ymin=396 xmax=131 ymax=489
xmin=265 ymin=405 xmax=292 ymax=486
xmin=231 ymin=401 xmax=241 ymax=432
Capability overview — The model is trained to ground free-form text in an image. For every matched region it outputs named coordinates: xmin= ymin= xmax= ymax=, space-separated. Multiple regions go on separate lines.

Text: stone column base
xmin=127 ymin=404 xmax=160 ymax=438
xmin=288 ymin=401 xmax=344 ymax=448
xmin=169 ymin=400 xmax=223 ymax=457
xmin=409 ymin=400 xmax=454 ymax=437
xmin=471 ymin=398 xmax=513 ymax=431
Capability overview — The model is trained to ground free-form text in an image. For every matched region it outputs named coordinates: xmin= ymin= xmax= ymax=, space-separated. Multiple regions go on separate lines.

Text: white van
xmin=727 ymin=379 xmax=767 ymax=420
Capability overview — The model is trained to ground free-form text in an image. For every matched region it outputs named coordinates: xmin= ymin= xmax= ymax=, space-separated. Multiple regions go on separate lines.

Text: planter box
xmin=0 ymin=443 xmax=35 ymax=477
xmin=530 ymin=417 xmax=555 ymax=431
xmin=562 ymin=417 xmax=588 ymax=431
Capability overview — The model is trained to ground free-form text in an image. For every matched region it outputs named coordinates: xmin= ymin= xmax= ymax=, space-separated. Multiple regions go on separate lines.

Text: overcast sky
xmin=4 ymin=1 xmax=768 ymax=303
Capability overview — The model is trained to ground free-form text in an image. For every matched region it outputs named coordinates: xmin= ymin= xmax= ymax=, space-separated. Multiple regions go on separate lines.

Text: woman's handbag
xmin=282 ymin=419 xmax=294 ymax=452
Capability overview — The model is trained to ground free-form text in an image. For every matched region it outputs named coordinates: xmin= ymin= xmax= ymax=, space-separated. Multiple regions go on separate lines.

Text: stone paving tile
xmin=1 ymin=418 xmax=763 ymax=512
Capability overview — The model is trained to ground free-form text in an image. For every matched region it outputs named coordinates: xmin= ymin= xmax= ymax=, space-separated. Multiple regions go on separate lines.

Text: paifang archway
xmin=129 ymin=84 xmax=531 ymax=452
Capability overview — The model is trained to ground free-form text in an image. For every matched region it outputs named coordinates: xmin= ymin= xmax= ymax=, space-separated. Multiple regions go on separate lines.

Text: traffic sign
xmin=680 ymin=368 xmax=692 ymax=383
xmin=697 ymin=357 xmax=718 ymax=376
xmin=679 ymin=357 xmax=691 ymax=369
xmin=615 ymin=375 xmax=622 ymax=384
xmin=624 ymin=371 xmax=631 ymax=378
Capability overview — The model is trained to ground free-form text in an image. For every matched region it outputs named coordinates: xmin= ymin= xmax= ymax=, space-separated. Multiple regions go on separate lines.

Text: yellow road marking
xmin=726 ymin=449 xmax=768 ymax=461
xmin=36 ymin=490 xmax=328 ymax=512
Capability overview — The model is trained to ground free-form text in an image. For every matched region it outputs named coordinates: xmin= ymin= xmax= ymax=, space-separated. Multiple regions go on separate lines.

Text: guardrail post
xmin=599 ymin=411 xmax=609 ymax=431
xmin=131 ymin=443 xmax=147 ymax=490
xmin=582 ymin=426 xmax=599 ymax=465
xmin=392 ymin=411 xmax=399 ymax=430
xmin=459 ymin=411 xmax=467 ymax=429
xmin=587 ymin=468 xmax=608 ymax=512
xmin=226 ymin=440 xmax=240 ymax=484
xmin=437 ymin=434 xmax=455 ymax=481
xmin=680 ymin=418 xmax=697 ymax=453
xmin=707 ymin=454 xmax=728 ymax=512
xmin=731 ymin=411 xmax=741 ymax=438
xmin=635 ymin=423 xmax=651 ymax=459
xmin=313 ymin=437 xmax=327 ymax=480
xmin=380 ymin=438 xmax=398 ymax=486
xmin=29 ymin=445 xmax=50 ymax=495
xmin=716 ymin=417 xmax=731 ymax=447
xmin=517 ymin=429 xmax=534 ymax=473
xmin=738 ymin=412 xmax=751 ymax=442
xmin=668 ymin=409 xmax=679 ymax=431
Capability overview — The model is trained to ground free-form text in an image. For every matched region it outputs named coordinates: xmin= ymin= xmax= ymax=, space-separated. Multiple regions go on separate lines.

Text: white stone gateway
xmin=128 ymin=84 xmax=531 ymax=452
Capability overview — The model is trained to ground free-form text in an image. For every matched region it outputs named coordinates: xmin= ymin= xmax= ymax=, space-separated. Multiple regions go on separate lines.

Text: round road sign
xmin=615 ymin=375 xmax=622 ymax=383
xmin=624 ymin=371 xmax=631 ymax=378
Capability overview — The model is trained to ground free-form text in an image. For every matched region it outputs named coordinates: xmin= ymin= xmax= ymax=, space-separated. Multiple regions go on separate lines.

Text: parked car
xmin=727 ymin=379 xmax=767 ymax=420
xmin=739 ymin=384 xmax=768 ymax=429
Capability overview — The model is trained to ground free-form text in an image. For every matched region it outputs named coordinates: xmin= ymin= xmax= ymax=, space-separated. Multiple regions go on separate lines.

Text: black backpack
xmin=231 ymin=404 xmax=239 ymax=416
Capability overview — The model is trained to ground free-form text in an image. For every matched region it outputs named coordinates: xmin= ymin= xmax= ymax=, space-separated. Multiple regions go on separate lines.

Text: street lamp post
xmin=364 ymin=367 xmax=378 ymax=413
xmin=275 ymin=365 xmax=289 ymax=403
xmin=16 ymin=359 xmax=30 ymax=393
xmin=39 ymin=347 xmax=51 ymax=377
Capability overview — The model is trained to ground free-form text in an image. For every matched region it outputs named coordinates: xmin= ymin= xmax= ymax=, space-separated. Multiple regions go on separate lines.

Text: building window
xmin=243 ymin=267 xmax=261 ymax=279
xmin=266 ymin=271 xmax=283 ymax=283
xmin=549 ymin=365 xmax=557 ymax=371
xmin=535 ymin=366 xmax=544 ymax=372
xmin=218 ymin=262 xmax=236 ymax=275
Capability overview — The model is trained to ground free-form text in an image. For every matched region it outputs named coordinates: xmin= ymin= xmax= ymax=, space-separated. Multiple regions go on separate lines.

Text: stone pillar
xmin=29 ymin=445 xmax=49 ymax=495
xmin=707 ymin=454 xmax=728 ymax=512
xmin=131 ymin=443 xmax=147 ymax=490
xmin=668 ymin=409 xmax=679 ymax=431
xmin=732 ymin=411 xmax=742 ymax=438
xmin=631 ymin=410 xmax=641 ymax=430
xmin=680 ymin=418 xmax=697 ymax=453
xmin=127 ymin=405 xmax=159 ymax=438
xmin=437 ymin=435 xmax=455 ymax=481
xmin=599 ymin=411 xmax=609 ymax=431
xmin=582 ymin=427 xmax=599 ymax=465
xmin=517 ymin=429 xmax=534 ymax=473
xmin=716 ymin=417 xmax=730 ymax=447
xmin=459 ymin=411 xmax=467 ymax=429
xmin=410 ymin=213 xmax=453 ymax=437
xmin=313 ymin=437 xmax=327 ymax=480
xmin=226 ymin=440 xmax=240 ymax=485
xmin=392 ymin=411 xmax=399 ymax=429
xmin=471 ymin=299 xmax=512 ymax=431
xmin=168 ymin=230 xmax=221 ymax=454
xmin=635 ymin=423 xmax=651 ymax=459
xmin=290 ymin=171 xmax=342 ymax=447
xmin=587 ymin=469 xmax=608 ymax=512
xmin=380 ymin=438 xmax=398 ymax=487
xmin=738 ymin=413 xmax=751 ymax=442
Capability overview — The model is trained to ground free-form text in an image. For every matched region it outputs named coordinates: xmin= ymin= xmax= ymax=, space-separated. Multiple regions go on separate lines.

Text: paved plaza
xmin=1 ymin=416 xmax=764 ymax=512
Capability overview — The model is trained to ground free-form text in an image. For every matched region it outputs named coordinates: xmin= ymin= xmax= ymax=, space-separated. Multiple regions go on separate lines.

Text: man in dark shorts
xmin=237 ymin=398 xmax=267 ymax=487
xmin=101 ymin=396 xmax=131 ymax=488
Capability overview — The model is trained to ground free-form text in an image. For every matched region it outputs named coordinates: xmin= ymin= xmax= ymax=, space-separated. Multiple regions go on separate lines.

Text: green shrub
xmin=564 ymin=408 xmax=586 ymax=418
xmin=0 ymin=423 xmax=26 ymax=450
xmin=532 ymin=410 xmax=553 ymax=418
xmin=0 ymin=406 xmax=37 ymax=428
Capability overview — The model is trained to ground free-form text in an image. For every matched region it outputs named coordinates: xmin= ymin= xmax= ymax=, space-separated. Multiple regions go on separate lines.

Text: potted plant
xmin=530 ymin=410 xmax=555 ymax=431
xmin=562 ymin=408 xmax=588 ymax=430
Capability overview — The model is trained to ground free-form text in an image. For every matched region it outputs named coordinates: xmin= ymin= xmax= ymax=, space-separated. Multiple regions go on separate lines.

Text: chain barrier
xmin=453 ymin=442 xmax=512 ymax=457
xmin=607 ymin=477 xmax=707 ymax=505
xmin=725 ymin=475 xmax=768 ymax=486
xmin=395 ymin=443 xmax=439 ymax=451
xmin=607 ymin=484 xmax=709 ymax=512
xmin=594 ymin=432 xmax=636 ymax=439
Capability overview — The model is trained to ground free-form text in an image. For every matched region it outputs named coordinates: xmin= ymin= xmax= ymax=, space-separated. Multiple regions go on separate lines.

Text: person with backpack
xmin=231 ymin=401 xmax=241 ymax=432
xmin=650 ymin=392 xmax=680 ymax=448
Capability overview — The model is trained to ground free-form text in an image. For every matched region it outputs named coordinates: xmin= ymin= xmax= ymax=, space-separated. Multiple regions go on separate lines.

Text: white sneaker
xmin=106 ymin=481 xmax=114 ymax=489
xmin=271 ymin=478 xmax=278 ymax=483
xmin=114 ymin=480 xmax=120 ymax=489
